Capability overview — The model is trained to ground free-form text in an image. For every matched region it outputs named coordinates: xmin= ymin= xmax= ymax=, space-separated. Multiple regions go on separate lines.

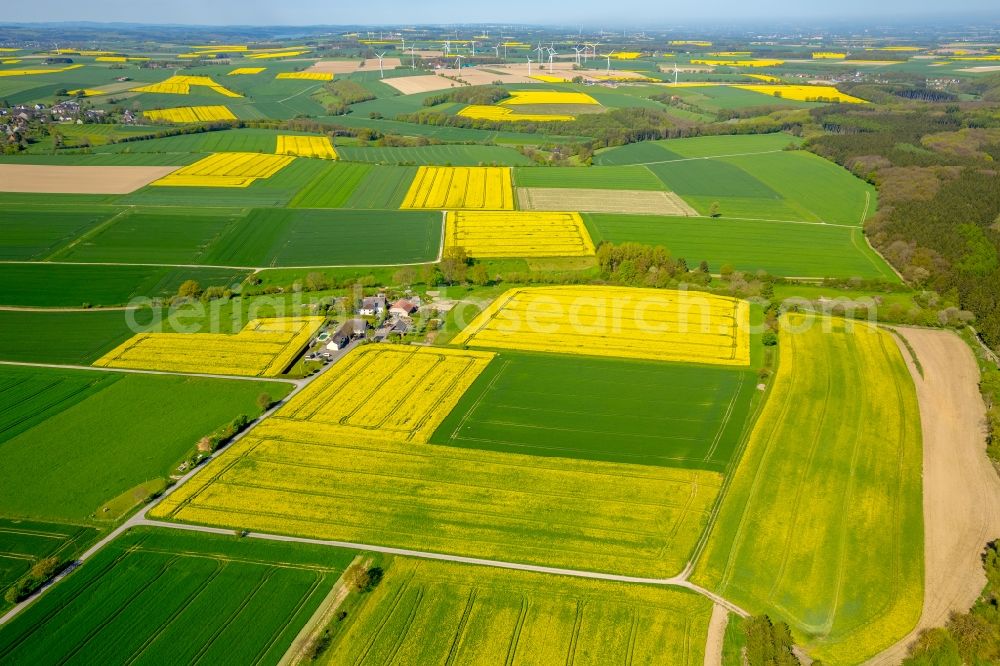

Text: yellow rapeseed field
xmin=610 ymin=51 xmax=642 ymax=59
xmin=262 ymin=345 xmax=494 ymax=444
xmin=0 ymin=64 xmax=83 ymax=77
xmin=500 ymin=90 xmax=599 ymax=105
xmin=227 ymin=67 xmax=265 ymax=75
xmin=446 ymin=211 xmax=595 ymax=258
xmin=142 ymin=105 xmax=238 ymax=123
xmin=670 ymin=40 xmax=713 ymax=46
xmin=733 ymin=84 xmax=868 ymax=103
xmin=152 ymin=152 xmax=294 ymax=187
xmin=1 ymin=59 xmax=21 ymax=65
xmin=275 ymin=71 xmax=333 ymax=81
xmin=691 ymin=58 xmax=785 ymax=67
xmin=400 ymin=166 xmax=514 ymax=210
xmin=457 ymin=105 xmax=574 ymax=122
xmin=529 ymin=74 xmax=572 ymax=83
xmin=66 ymin=89 xmax=105 ymax=97
xmin=247 ymin=50 xmax=310 ymax=59
xmin=453 ymin=285 xmax=751 ymax=366
xmin=150 ymin=344 xmax=722 ymax=577
xmin=193 ymin=45 xmax=248 ymax=53
xmin=745 ymin=73 xmax=781 ymax=83
xmin=132 ymin=75 xmax=243 ymax=98
xmin=812 ymin=52 xmax=847 ymax=59
xmin=276 ymin=135 xmax=337 ymax=159
xmin=94 ymin=316 xmax=324 ymax=377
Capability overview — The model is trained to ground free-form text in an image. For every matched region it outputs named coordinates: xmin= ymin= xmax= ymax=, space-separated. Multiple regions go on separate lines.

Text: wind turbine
xmin=572 ymin=46 xmax=584 ymax=66
xmin=492 ymin=43 xmax=501 ymax=59
xmin=535 ymin=44 xmax=546 ymax=66
xmin=547 ymin=48 xmax=556 ymax=73
xmin=603 ymin=50 xmax=616 ymax=75
xmin=470 ymin=40 xmax=476 ymax=57
xmin=454 ymin=54 xmax=465 ymax=69
xmin=526 ymin=56 xmax=532 ymax=77
xmin=410 ymin=46 xmax=417 ymax=69
xmin=674 ymin=63 xmax=679 ymax=85
xmin=400 ymin=35 xmax=406 ymax=52
xmin=444 ymin=40 xmax=451 ymax=56
xmin=374 ymin=52 xmax=386 ymax=79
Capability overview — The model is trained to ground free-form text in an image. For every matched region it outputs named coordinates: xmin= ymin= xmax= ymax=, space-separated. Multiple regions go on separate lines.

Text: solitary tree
xmin=709 ymin=201 xmax=721 ymax=218
xmin=177 ymin=280 xmax=201 ymax=299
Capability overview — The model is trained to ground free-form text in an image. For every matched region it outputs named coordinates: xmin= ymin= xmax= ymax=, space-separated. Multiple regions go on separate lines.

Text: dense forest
xmin=805 ymin=95 xmax=1000 ymax=354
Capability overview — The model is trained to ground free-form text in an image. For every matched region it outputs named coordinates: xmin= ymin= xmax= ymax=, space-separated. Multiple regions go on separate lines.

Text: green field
xmin=323 ymin=555 xmax=713 ymax=665
xmin=344 ymin=165 xmax=418 ymax=209
xmin=51 ymin=207 xmax=247 ymax=264
xmin=0 ymin=367 xmax=291 ymax=521
xmin=646 ymin=149 xmax=875 ymax=225
xmin=0 ymin=263 xmax=252 ymax=307
xmin=290 ymin=162 xmax=373 ymax=208
xmin=0 ymin=527 xmax=355 ymax=664
xmin=585 ymin=214 xmax=898 ymax=279
xmin=514 ymin=165 xmax=664 ymax=190
xmin=202 ymin=208 xmax=441 ymax=266
xmin=336 ymin=144 xmax=532 ymax=166
xmin=0 ymin=309 xmax=158 ymax=364
xmin=95 ymin=127 xmax=308 ymax=154
xmin=0 ymin=365 xmax=119 ymax=445
xmin=594 ymin=133 xmax=803 ymax=166
xmin=0 ymin=206 xmax=117 ymax=260
xmin=433 ymin=352 xmax=757 ymax=472
xmin=0 ymin=518 xmax=97 ymax=608
xmin=692 ymin=315 xmax=923 ymax=663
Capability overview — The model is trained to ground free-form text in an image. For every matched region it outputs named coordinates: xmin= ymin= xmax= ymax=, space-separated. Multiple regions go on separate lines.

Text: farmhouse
xmin=358 ymin=294 xmax=386 ymax=316
xmin=327 ymin=318 xmax=369 ymax=350
xmin=389 ymin=299 xmax=418 ymax=318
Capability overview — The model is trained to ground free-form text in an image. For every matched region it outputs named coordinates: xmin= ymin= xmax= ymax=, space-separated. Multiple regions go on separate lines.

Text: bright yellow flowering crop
xmin=275 ymin=71 xmax=333 ymax=81
xmin=733 ymin=84 xmax=867 ymax=103
xmin=445 ymin=211 xmax=595 ymax=258
xmin=691 ymin=58 xmax=785 ymax=67
xmin=66 ymin=89 xmax=105 ymax=97
xmin=0 ymin=64 xmax=83 ymax=77
xmin=94 ymin=316 xmax=324 ymax=377
xmin=454 ymin=285 xmax=751 ymax=366
xmin=228 ymin=67 xmax=265 ymax=75
xmin=270 ymin=345 xmax=494 ymax=444
xmin=142 ymin=105 xmax=237 ymax=123
xmin=132 ymin=75 xmax=242 ymax=98
xmin=275 ymin=135 xmax=337 ymax=159
xmin=247 ymin=50 xmax=310 ymax=59
xmin=670 ymin=40 xmax=713 ymax=46
xmin=152 ymin=152 xmax=294 ymax=187
xmin=500 ymin=90 xmax=599 ymax=105
xmin=812 ymin=52 xmax=847 ymax=59
xmin=457 ymin=105 xmax=574 ymax=122
xmin=610 ymin=51 xmax=642 ymax=59
xmin=400 ymin=166 xmax=514 ymax=210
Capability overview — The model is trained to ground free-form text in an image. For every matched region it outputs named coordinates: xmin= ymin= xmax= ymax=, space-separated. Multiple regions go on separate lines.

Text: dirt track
xmin=704 ymin=603 xmax=729 ymax=666
xmin=867 ymin=327 xmax=1000 ymax=665
xmin=0 ymin=164 xmax=178 ymax=194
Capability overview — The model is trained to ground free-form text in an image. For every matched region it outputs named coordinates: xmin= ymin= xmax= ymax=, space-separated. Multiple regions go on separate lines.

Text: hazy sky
xmin=7 ymin=1 xmax=998 ymax=25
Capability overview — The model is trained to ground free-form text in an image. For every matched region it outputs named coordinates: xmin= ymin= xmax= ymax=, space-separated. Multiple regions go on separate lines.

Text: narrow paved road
xmin=0 ymin=360 xmax=303 ymax=386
